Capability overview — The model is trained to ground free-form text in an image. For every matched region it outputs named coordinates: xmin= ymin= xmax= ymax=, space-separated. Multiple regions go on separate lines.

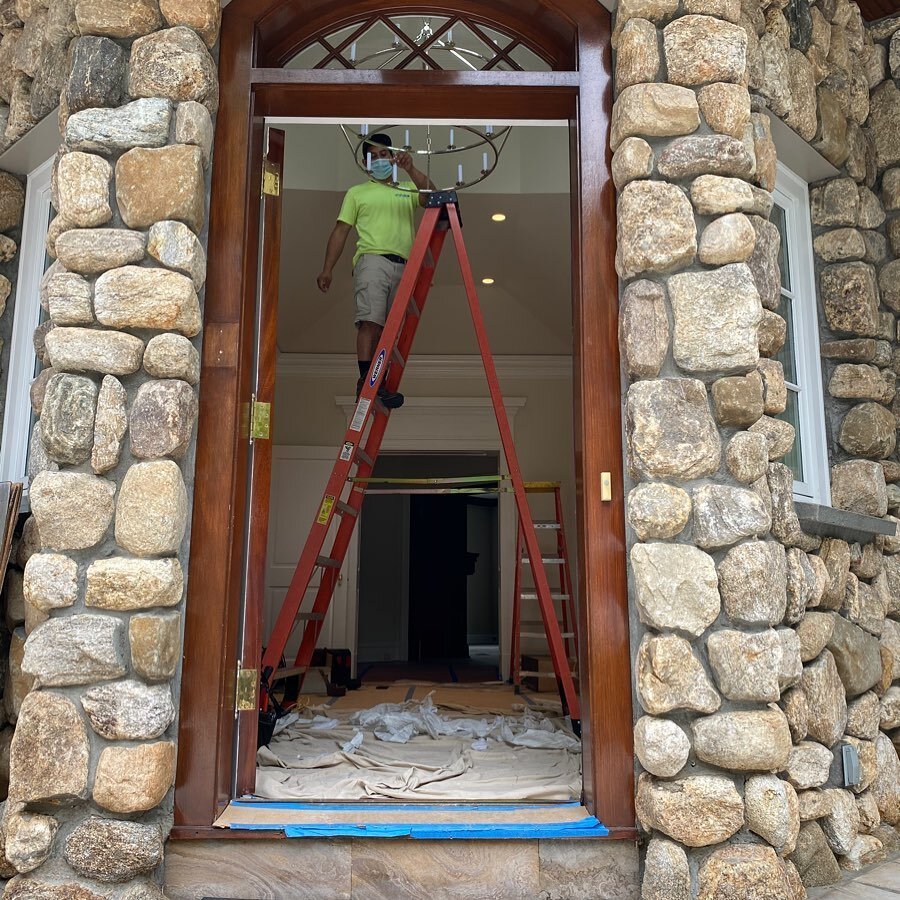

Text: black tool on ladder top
xmin=259 ymin=193 xmax=581 ymax=735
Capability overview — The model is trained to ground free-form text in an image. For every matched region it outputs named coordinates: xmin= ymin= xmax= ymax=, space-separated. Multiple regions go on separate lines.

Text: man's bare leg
xmin=356 ymin=321 xmax=382 ymax=367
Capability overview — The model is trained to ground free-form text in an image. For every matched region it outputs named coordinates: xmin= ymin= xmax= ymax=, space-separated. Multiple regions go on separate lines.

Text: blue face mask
xmin=371 ymin=158 xmax=393 ymax=181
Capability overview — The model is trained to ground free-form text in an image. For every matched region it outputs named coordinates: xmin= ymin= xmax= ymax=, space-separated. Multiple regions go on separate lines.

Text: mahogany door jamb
xmin=174 ymin=0 xmax=634 ymax=837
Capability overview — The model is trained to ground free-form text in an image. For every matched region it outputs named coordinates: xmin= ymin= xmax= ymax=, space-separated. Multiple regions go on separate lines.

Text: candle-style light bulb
xmin=362 ymin=123 xmax=369 ymax=136
xmin=367 ymin=151 xmax=372 ymax=171
xmin=350 ymin=42 xmax=357 ymax=63
xmin=486 ymin=124 xmax=493 ymax=135
xmin=449 ymin=128 xmax=454 ymax=147
xmin=458 ymin=163 xmax=463 ymax=184
xmin=405 ymin=129 xmax=410 ymax=148
xmin=447 ymin=28 xmax=453 ymax=44
xmin=483 ymin=152 xmax=488 ymax=173
xmin=393 ymin=161 xmax=398 ymax=183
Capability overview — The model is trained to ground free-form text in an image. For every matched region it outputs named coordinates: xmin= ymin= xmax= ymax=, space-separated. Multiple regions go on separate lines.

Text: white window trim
xmin=0 ymin=155 xmax=53 ymax=493
xmin=773 ymin=161 xmax=831 ymax=507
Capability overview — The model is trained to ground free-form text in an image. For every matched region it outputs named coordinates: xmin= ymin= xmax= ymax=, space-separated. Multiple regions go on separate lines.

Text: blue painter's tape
xmin=227 ymin=819 xmax=609 ymax=839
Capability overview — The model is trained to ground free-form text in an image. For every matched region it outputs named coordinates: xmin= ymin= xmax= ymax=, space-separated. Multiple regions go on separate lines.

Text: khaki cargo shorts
xmin=353 ymin=254 xmax=405 ymax=327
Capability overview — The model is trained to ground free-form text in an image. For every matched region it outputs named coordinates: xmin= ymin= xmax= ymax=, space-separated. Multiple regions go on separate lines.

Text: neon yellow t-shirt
xmin=337 ymin=180 xmax=418 ymax=268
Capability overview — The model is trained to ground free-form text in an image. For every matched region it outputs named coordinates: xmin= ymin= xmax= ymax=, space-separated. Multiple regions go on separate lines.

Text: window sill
xmin=794 ymin=502 xmax=897 ymax=544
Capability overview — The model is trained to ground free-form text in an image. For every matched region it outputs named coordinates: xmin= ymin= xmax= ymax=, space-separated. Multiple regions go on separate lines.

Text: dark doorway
xmin=408 ymin=494 xmax=469 ymax=661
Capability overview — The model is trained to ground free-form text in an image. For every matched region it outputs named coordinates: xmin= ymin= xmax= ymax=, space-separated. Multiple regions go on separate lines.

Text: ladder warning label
xmin=317 ymin=495 xmax=334 ymax=525
xmin=340 ymin=441 xmax=354 ymax=461
xmin=350 ymin=398 xmax=370 ymax=432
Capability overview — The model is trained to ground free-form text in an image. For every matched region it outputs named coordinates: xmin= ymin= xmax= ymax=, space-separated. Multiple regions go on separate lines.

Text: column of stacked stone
xmin=615 ymin=0 xmax=900 ymax=897
xmin=0 ymin=1 xmax=219 ymax=896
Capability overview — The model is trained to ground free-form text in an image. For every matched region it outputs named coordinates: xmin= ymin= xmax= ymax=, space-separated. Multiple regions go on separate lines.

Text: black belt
xmin=381 ymin=253 xmax=406 ymax=264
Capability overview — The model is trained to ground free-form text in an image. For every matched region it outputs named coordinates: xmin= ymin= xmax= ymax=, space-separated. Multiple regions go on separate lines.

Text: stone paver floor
xmin=808 ymin=856 xmax=900 ymax=898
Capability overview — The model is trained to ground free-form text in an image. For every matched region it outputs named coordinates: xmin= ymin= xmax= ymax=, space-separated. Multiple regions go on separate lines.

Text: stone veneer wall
xmin=0 ymin=0 xmax=220 ymax=896
xmin=613 ymin=0 xmax=900 ymax=896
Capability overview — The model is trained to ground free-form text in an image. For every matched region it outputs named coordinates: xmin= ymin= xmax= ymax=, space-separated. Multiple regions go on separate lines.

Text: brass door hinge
xmin=250 ymin=395 xmax=271 ymax=440
xmin=262 ymin=156 xmax=281 ymax=197
xmin=236 ymin=665 xmax=258 ymax=712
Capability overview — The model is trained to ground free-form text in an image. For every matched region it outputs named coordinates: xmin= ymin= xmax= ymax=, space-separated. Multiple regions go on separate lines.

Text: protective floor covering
xmin=213 ymin=799 xmax=606 ymax=838
xmin=254 ymin=688 xmax=581 ymax=802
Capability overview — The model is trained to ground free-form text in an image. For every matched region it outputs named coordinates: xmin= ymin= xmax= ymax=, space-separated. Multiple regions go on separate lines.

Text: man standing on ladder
xmin=317 ymin=132 xmax=434 ymax=409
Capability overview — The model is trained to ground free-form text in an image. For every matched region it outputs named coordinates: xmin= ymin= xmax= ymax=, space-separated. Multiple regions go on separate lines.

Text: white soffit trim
xmin=0 ymin=111 xmax=61 ymax=176
xmin=278 ymin=353 xmax=573 ymax=380
xmin=766 ymin=111 xmax=840 ymax=184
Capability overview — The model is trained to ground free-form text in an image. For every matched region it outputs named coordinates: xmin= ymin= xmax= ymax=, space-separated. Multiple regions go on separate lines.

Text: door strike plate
xmin=600 ymin=472 xmax=612 ymax=502
xmin=236 ymin=666 xmax=258 ymax=711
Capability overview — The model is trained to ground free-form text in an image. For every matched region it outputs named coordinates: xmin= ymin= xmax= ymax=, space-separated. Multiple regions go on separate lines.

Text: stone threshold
xmin=795 ymin=502 xmax=897 ymax=544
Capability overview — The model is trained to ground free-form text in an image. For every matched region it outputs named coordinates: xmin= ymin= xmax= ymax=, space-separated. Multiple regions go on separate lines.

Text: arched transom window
xmin=286 ymin=14 xmax=554 ymax=71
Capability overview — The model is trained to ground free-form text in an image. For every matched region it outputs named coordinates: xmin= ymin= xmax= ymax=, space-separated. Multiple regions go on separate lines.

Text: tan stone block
xmin=115 ymin=460 xmax=188 ymax=557
xmin=129 ymin=612 xmax=181 ymax=682
xmin=115 ymin=144 xmax=204 ymax=232
xmin=698 ymin=212 xmax=756 ymax=264
xmin=610 ymin=83 xmax=700 ymax=149
xmin=616 ymin=180 xmax=696 ymax=278
xmin=618 ymin=279 xmax=669 ymax=379
xmin=93 ymin=741 xmax=175 ymax=813
xmin=94 ymin=265 xmax=200 ymax=336
xmin=663 ymin=15 xmax=747 ymax=86
xmin=56 ymin=152 xmax=112 ymax=229
xmin=711 ymin=370 xmax=764 ymax=427
xmin=9 ymin=692 xmax=89 ymax=803
xmin=697 ymin=82 xmax=750 ymax=138
xmin=128 ymin=26 xmax=217 ymax=111
xmin=616 ymin=18 xmax=659 ymax=91
xmin=160 ymin=0 xmax=220 ymax=47
xmin=74 ymin=0 xmax=163 ymax=38
xmin=86 ymin=557 xmax=183 ymax=610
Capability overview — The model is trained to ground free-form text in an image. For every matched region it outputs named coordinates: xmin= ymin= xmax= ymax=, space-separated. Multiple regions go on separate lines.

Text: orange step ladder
xmin=258 ymin=193 xmax=580 ymax=732
xmin=510 ymin=482 xmax=579 ymax=693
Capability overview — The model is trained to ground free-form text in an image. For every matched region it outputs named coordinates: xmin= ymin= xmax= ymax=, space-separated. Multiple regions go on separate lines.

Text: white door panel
xmin=265 ymin=447 xmax=358 ymax=672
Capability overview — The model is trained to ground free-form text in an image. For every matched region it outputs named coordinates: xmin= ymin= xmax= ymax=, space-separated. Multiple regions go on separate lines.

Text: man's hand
xmin=395 ymin=150 xmax=414 ymax=173
xmin=317 ymin=271 xmax=332 ymax=292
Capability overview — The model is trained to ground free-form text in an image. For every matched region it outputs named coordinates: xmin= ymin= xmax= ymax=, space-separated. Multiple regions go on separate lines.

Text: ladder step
xmin=355 ymin=448 xmax=373 ymax=467
xmin=315 ymin=556 xmax=341 ymax=569
xmin=533 ymin=521 xmax=561 ymax=529
xmin=521 ymin=631 xmax=576 ymax=640
xmin=273 ymin=666 xmax=309 ymax=680
xmin=520 ymin=621 xmax=574 ymax=639
xmin=392 ymin=347 xmax=406 ymax=368
xmin=522 ymin=557 xmax=565 ymax=565
xmin=407 ymin=298 xmax=421 ymax=318
xmin=520 ymin=592 xmax=570 ymax=601
xmin=297 ymin=612 xmax=325 ymax=621
xmin=335 ymin=501 xmax=358 ymax=517
xmin=518 ymin=669 xmax=575 ymax=678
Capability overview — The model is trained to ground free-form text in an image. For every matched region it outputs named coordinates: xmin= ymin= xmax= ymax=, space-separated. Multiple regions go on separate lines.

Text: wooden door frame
xmin=173 ymin=0 xmax=634 ymax=839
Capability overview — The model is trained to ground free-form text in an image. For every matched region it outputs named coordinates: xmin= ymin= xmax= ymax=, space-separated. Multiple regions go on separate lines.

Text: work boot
xmin=356 ymin=377 xmax=404 ymax=410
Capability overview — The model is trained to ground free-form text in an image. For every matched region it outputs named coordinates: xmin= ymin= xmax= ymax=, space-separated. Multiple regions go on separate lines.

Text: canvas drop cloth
xmin=255 ymin=693 xmax=581 ymax=801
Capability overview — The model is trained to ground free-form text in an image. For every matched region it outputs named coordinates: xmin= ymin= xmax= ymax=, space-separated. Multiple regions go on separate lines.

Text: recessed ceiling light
xmin=482 ymin=277 xmax=495 ymax=285
xmin=491 ymin=213 xmax=506 ymax=222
